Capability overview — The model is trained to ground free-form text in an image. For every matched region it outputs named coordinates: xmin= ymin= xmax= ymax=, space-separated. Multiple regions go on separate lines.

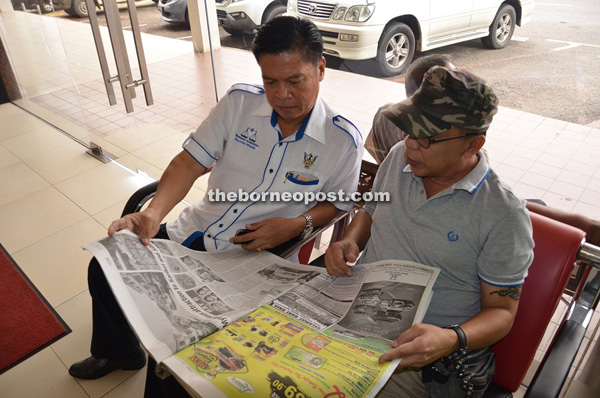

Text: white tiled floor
xmin=1 ymin=8 xmax=599 ymax=398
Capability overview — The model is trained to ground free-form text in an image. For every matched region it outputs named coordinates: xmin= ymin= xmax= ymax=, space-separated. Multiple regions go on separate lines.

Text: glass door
xmin=0 ymin=5 xmax=96 ymax=148
xmin=0 ymin=0 xmax=222 ymax=180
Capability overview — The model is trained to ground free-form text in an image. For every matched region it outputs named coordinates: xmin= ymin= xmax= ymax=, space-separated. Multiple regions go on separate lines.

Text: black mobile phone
xmin=234 ymin=229 xmax=252 ymax=243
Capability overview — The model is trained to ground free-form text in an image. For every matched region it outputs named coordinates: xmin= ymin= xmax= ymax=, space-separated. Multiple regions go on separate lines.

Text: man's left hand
xmin=229 ymin=217 xmax=305 ymax=251
xmin=378 ymin=323 xmax=458 ymax=368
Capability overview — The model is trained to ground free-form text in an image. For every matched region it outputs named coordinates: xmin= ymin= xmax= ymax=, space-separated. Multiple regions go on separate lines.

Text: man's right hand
xmin=106 ymin=150 xmax=207 ymax=246
xmin=107 ymin=208 xmax=162 ymax=246
xmin=324 ymin=240 xmax=359 ymax=277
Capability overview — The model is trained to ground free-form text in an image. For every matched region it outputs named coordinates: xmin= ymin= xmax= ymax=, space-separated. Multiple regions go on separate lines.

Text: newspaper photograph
xmin=272 ymin=260 xmax=439 ymax=341
xmin=83 ymin=231 xmax=325 ymax=364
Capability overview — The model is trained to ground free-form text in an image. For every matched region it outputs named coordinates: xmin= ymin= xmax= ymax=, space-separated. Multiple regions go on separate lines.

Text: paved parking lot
xmin=40 ymin=0 xmax=600 ymax=125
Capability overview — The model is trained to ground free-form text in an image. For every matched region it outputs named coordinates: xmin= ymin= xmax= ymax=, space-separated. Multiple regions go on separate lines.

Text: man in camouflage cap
xmin=382 ymin=65 xmax=498 ymax=139
xmin=324 ymin=66 xmax=534 ymax=398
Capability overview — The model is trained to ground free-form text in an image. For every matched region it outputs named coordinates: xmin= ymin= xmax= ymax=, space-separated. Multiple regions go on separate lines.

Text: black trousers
xmin=87 ymin=224 xmax=203 ymax=397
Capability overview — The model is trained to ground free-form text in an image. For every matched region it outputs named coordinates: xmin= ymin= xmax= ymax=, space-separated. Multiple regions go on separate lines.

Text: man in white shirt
xmin=69 ymin=17 xmax=363 ymax=394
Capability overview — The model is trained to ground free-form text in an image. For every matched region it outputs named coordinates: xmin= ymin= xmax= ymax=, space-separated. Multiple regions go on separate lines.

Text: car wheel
xmin=184 ymin=8 xmax=190 ymax=28
xmin=481 ymin=5 xmax=516 ymax=49
xmin=68 ymin=0 xmax=88 ymax=18
xmin=64 ymin=6 xmax=77 ymax=16
xmin=262 ymin=4 xmax=286 ymax=24
xmin=222 ymin=25 xmax=244 ymax=37
xmin=38 ymin=0 xmax=54 ymax=13
xmin=376 ymin=22 xmax=415 ymax=77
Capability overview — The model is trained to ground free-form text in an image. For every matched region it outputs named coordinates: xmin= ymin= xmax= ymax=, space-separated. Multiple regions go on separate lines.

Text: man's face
xmin=403 ymin=127 xmax=481 ymax=179
xmin=258 ymin=51 xmax=325 ymax=132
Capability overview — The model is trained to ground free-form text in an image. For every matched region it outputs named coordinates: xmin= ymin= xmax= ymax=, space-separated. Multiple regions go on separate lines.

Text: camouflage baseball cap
xmin=382 ymin=66 xmax=498 ymax=138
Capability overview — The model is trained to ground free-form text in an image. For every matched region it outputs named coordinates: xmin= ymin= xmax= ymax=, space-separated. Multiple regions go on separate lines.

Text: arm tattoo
xmin=489 ymin=286 xmax=521 ymax=301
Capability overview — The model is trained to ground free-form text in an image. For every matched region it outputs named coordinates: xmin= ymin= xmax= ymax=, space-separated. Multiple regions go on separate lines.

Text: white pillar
xmin=188 ymin=0 xmax=221 ymax=53
xmin=0 ymin=0 xmax=16 ymax=13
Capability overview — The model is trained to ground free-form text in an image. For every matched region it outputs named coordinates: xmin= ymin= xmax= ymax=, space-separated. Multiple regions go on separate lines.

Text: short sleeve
xmin=478 ymin=204 xmax=534 ymax=286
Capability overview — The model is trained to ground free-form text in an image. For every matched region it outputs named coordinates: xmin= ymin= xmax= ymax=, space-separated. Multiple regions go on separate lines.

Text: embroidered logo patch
xmin=234 ymin=127 xmax=258 ymax=149
xmin=303 ymin=152 xmax=318 ymax=169
xmin=447 ymin=231 xmax=459 ymax=242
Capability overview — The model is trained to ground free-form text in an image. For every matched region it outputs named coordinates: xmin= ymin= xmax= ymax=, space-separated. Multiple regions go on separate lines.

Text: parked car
xmin=11 ymin=0 xmax=54 ymax=14
xmin=287 ymin=0 xmax=535 ymax=76
xmin=52 ymin=0 xmax=87 ymax=17
xmin=159 ymin=1 xmax=286 ymax=33
xmin=216 ymin=0 xmax=286 ymax=36
xmin=51 ymin=0 xmax=155 ymax=18
xmin=158 ymin=0 xmax=189 ymax=26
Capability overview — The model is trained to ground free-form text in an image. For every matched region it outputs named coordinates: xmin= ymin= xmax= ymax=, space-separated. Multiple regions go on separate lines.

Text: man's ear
xmin=466 ymin=134 xmax=486 ymax=157
xmin=318 ymin=56 xmax=326 ymax=81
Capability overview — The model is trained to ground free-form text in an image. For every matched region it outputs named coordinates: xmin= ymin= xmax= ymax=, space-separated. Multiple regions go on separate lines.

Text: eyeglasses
xmin=408 ymin=133 xmax=481 ymax=149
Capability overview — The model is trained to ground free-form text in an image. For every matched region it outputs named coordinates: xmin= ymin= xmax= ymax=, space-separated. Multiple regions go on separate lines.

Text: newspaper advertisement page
xmin=162 ymin=260 xmax=439 ymax=397
xmin=274 ymin=260 xmax=439 ymax=348
xmin=328 ymin=260 xmax=439 ymax=341
xmin=83 ymin=231 xmax=325 ymax=364
xmin=164 ymin=304 xmax=400 ymax=398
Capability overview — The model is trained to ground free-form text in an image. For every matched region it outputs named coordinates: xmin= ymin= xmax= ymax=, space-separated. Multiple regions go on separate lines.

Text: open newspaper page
xmin=83 ymin=230 xmax=325 ymax=366
xmin=162 ymin=260 xmax=439 ymax=398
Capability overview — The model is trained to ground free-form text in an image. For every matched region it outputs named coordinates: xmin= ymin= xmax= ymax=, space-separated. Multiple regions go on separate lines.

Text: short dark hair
xmin=252 ymin=16 xmax=323 ymax=66
xmin=404 ymin=54 xmax=453 ymax=96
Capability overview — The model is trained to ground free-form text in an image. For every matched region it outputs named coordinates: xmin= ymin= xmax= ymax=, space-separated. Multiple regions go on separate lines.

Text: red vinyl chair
xmin=484 ymin=212 xmax=588 ymax=397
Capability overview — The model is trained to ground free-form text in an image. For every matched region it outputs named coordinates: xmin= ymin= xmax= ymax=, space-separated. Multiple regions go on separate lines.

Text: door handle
xmin=85 ymin=0 xmax=153 ymax=113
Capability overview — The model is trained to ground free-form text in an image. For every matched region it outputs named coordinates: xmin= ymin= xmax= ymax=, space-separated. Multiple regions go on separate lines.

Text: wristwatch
xmin=299 ymin=212 xmax=313 ymax=239
xmin=444 ymin=324 xmax=468 ymax=360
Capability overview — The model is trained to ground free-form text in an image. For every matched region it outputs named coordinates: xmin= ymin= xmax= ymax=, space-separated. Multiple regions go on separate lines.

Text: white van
xmin=287 ymin=0 xmax=535 ymax=76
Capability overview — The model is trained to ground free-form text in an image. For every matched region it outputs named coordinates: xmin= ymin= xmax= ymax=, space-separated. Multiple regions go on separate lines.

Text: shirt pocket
xmin=284 ymin=171 xmax=320 ymax=186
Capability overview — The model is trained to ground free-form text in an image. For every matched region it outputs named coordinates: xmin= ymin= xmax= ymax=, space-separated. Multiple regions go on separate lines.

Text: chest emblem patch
xmin=234 ymin=127 xmax=258 ymax=149
xmin=303 ymin=152 xmax=318 ymax=169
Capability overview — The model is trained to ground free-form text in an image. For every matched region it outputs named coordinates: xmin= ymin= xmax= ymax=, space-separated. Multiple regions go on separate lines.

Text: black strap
xmin=445 ymin=324 xmax=468 ymax=360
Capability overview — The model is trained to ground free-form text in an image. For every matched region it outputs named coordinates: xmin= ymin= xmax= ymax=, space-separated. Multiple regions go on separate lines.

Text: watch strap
xmin=300 ymin=212 xmax=313 ymax=239
xmin=445 ymin=324 xmax=468 ymax=359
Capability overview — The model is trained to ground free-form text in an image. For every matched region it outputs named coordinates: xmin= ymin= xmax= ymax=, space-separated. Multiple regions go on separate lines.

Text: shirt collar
xmin=252 ymin=95 xmax=327 ymax=145
xmin=302 ymin=96 xmax=327 ymax=145
xmin=454 ymin=152 xmax=490 ymax=193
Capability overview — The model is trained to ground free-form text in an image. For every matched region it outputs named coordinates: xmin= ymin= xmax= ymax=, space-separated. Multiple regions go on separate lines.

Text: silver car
xmin=159 ymin=0 xmax=189 ymax=26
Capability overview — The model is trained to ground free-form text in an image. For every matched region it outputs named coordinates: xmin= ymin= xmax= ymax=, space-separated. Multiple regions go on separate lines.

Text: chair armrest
xmin=267 ymin=210 xmax=351 ymax=260
xmin=525 ymin=269 xmax=600 ymax=398
xmin=120 ymin=167 xmax=214 ymax=217
xmin=525 ymin=319 xmax=587 ymax=398
xmin=121 ymin=181 xmax=159 ymax=217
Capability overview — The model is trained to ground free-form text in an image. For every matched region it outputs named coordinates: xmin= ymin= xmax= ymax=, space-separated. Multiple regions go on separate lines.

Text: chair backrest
xmin=490 ymin=212 xmax=585 ymax=392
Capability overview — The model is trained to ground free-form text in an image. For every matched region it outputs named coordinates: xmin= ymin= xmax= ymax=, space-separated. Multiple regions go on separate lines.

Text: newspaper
xmin=85 ymin=230 xmax=439 ymax=398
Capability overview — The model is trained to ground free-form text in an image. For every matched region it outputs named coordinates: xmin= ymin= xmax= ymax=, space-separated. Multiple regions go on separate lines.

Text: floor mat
xmin=0 ymin=243 xmax=71 ymax=374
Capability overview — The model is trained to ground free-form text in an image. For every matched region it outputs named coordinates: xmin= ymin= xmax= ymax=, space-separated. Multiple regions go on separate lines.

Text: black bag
xmin=422 ymin=347 xmax=496 ymax=397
